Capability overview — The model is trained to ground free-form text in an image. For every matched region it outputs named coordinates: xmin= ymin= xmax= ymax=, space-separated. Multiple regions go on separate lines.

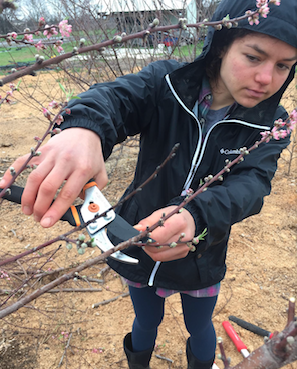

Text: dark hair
xmin=205 ymin=28 xmax=255 ymax=83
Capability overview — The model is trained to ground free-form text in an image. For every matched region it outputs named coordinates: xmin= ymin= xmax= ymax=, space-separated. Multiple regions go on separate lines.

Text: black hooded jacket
xmin=60 ymin=0 xmax=297 ymax=290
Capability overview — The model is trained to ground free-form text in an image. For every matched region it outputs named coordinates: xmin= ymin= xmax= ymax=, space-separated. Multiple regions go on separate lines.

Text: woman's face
xmin=214 ymin=33 xmax=297 ymax=109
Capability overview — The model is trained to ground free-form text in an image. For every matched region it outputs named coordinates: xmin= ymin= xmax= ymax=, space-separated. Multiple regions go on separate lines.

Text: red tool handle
xmin=222 ymin=321 xmax=247 ymax=352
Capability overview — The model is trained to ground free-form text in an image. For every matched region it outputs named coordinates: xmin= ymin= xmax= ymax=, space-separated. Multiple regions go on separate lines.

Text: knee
xmin=135 ymin=311 xmax=164 ymax=332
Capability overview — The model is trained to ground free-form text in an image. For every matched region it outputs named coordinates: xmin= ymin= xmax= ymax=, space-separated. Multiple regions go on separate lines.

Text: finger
xmin=21 ymin=150 xmax=63 ymax=216
xmin=0 ymin=154 xmax=31 ymax=188
xmin=38 ymin=168 xmax=92 ymax=228
xmin=144 ymin=244 xmax=190 ymax=262
xmin=94 ymin=168 xmax=109 ymax=190
xmin=134 ymin=224 xmax=146 ymax=232
xmin=141 ymin=214 xmax=188 ymax=244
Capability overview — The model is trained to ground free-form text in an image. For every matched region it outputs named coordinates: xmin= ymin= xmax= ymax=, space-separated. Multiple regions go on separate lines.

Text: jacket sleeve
xmin=170 ymin=108 xmax=290 ymax=250
xmin=59 ymin=60 xmax=181 ymax=159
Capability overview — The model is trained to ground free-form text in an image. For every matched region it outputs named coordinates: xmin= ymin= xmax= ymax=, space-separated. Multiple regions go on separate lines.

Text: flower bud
xmin=52 ymin=128 xmax=61 ymax=135
xmin=78 ymin=234 xmax=86 ymax=241
xmin=66 ymin=243 xmax=72 ymax=250
xmin=286 ymin=336 xmax=295 ymax=345
xmin=113 ymin=35 xmax=122 ymax=43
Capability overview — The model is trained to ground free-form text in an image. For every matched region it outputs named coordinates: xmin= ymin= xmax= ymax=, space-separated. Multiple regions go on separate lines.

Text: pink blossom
xmin=39 ymin=17 xmax=46 ymax=27
xmin=65 ymin=108 xmax=71 ymax=115
xmin=55 ymin=115 xmax=64 ymax=125
xmin=34 ymin=40 xmax=45 ymax=50
xmin=289 ymin=109 xmax=297 ymax=122
xmin=256 ymin=0 xmax=268 ymax=7
xmin=246 ymin=11 xmax=260 ymax=26
xmin=7 ymin=32 xmax=17 ymax=39
xmin=42 ymin=107 xmax=51 ymax=120
xmin=273 ymin=118 xmax=286 ymax=128
xmin=278 ymin=130 xmax=288 ymax=139
xmin=43 ymin=25 xmax=58 ymax=39
xmin=54 ymin=40 xmax=64 ymax=53
xmin=59 ymin=20 xmax=72 ymax=38
xmin=258 ymin=4 xmax=270 ymax=18
xmin=49 ymin=100 xmax=59 ymax=109
xmin=92 ymin=348 xmax=99 ymax=353
xmin=0 ymin=270 xmax=10 ymax=280
xmin=24 ymin=33 xmax=33 ymax=42
xmin=260 ymin=130 xmax=272 ymax=142
xmin=287 ymin=120 xmax=296 ymax=132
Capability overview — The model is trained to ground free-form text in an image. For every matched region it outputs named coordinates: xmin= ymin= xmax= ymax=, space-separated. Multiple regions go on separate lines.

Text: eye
xmin=246 ymin=54 xmax=260 ymax=62
xmin=277 ymin=63 xmax=290 ymax=71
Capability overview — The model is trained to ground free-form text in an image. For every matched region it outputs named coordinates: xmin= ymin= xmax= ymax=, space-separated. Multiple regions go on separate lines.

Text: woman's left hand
xmin=134 ymin=206 xmax=196 ymax=262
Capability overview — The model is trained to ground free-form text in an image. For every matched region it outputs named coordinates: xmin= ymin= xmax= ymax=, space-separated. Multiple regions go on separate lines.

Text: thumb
xmin=134 ymin=223 xmax=146 ymax=232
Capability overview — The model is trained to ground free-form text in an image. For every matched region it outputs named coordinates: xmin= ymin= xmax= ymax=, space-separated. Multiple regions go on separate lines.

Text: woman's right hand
xmin=0 ymin=127 xmax=108 ymax=228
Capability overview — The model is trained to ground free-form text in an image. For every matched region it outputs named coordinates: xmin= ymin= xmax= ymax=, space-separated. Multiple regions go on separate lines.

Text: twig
xmin=0 ymin=245 xmax=62 ymax=308
xmin=84 ymin=278 xmax=104 ymax=284
xmin=58 ymin=332 xmax=73 ymax=368
xmin=0 ymin=10 xmax=260 ymax=86
xmin=92 ymin=292 xmax=129 ymax=308
xmin=155 ymin=354 xmax=174 ymax=364
xmin=47 ymin=288 xmax=102 ymax=293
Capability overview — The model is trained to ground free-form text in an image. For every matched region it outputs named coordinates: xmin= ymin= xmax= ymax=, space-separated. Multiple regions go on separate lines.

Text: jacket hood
xmin=168 ymin=0 xmax=297 ymax=123
xmin=211 ymin=0 xmax=297 ymax=48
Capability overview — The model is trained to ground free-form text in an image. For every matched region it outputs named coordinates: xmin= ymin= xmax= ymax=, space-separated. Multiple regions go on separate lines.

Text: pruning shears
xmin=0 ymin=181 xmax=142 ymax=264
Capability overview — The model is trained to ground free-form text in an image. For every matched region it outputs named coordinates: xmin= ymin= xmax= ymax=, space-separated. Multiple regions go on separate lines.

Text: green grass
xmin=0 ymin=42 xmax=78 ymax=68
xmin=0 ymin=46 xmax=37 ymax=67
xmin=172 ymin=42 xmax=204 ymax=58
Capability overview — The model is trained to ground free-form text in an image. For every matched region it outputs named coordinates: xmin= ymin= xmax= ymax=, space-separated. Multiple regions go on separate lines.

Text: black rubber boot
xmin=123 ymin=333 xmax=153 ymax=369
xmin=186 ymin=338 xmax=215 ymax=369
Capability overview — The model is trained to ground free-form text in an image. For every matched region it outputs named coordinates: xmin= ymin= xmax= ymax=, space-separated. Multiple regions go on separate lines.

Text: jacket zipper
xmin=146 ymin=74 xmax=271 ymax=287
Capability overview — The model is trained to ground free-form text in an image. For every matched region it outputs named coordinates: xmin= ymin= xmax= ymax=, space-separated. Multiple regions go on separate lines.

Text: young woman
xmin=1 ymin=0 xmax=296 ymax=368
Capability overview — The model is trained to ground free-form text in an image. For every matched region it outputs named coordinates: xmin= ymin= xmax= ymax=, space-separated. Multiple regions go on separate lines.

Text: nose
xmin=255 ymin=63 xmax=273 ymax=86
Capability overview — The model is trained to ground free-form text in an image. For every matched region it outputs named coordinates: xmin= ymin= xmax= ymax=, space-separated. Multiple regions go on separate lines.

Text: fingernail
xmin=0 ymin=179 xmax=5 ymax=187
xmin=23 ymin=206 xmax=32 ymax=215
xmin=41 ymin=217 xmax=52 ymax=228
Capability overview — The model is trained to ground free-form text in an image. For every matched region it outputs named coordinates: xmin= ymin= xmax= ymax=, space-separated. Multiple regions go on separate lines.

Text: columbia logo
xmin=220 ymin=148 xmax=241 ymax=155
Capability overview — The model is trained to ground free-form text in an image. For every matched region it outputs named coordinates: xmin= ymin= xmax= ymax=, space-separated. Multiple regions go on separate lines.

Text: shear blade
xmin=93 ymin=229 xmax=139 ymax=264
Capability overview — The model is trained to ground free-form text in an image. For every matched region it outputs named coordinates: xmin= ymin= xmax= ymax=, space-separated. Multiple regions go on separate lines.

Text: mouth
xmin=246 ymin=89 xmax=267 ymax=98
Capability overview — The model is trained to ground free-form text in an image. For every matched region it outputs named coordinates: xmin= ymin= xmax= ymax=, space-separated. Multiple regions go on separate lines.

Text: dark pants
xmin=129 ymin=285 xmax=217 ymax=362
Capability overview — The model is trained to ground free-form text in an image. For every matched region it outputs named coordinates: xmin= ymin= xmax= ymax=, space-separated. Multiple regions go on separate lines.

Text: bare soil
xmin=0 ymin=73 xmax=296 ymax=369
